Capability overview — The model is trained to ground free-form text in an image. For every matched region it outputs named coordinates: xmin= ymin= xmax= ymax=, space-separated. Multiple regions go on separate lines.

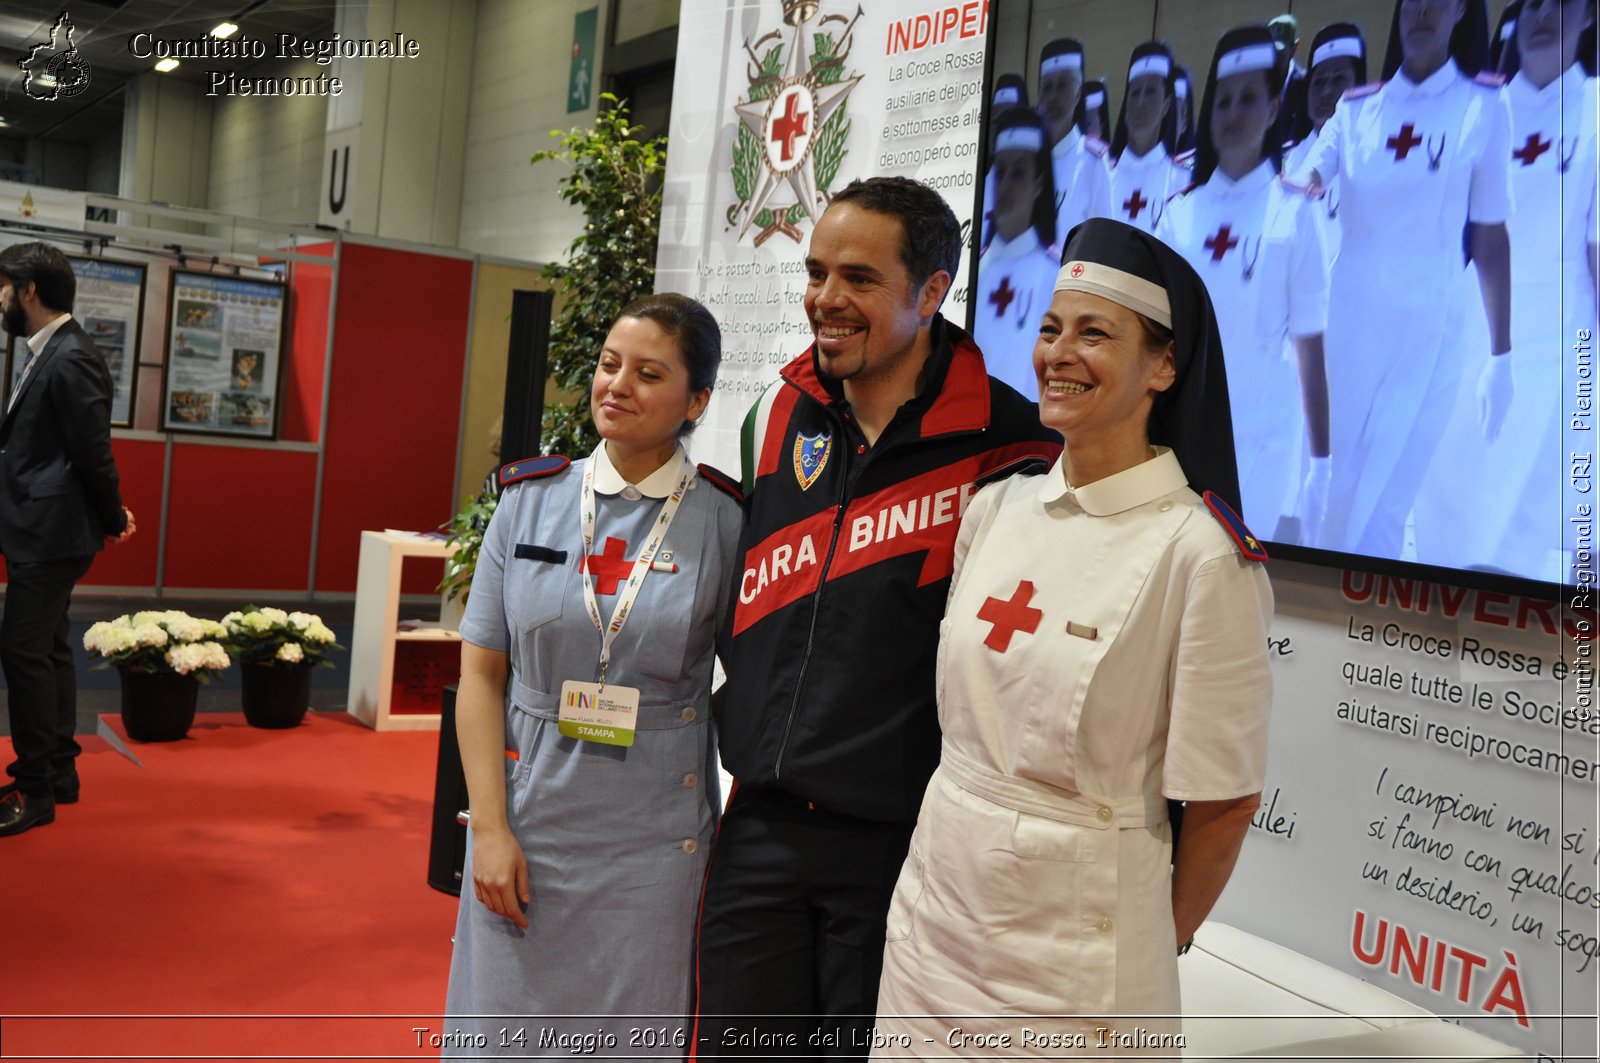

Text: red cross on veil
xmin=977 ymin=580 xmax=1043 ymax=652
xmin=582 ymin=536 xmax=634 ymax=595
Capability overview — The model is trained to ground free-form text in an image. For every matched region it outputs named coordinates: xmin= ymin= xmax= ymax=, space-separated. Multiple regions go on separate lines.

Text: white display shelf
xmin=347 ymin=530 xmax=460 ymax=731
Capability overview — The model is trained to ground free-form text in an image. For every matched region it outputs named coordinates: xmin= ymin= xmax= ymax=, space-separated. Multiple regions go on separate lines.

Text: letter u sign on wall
xmin=319 ymin=125 xmax=359 ymax=228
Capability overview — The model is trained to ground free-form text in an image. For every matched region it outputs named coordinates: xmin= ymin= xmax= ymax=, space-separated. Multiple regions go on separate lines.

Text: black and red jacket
xmin=717 ymin=317 xmax=1061 ymax=823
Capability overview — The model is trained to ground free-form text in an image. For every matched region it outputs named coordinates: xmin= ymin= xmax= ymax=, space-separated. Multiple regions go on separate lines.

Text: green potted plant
xmin=222 ymin=607 xmax=342 ymax=729
xmin=82 ymin=611 xmax=231 ymax=741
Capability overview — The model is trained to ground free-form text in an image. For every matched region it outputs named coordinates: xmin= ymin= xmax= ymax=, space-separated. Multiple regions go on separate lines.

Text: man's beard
xmin=1 ymin=301 xmax=27 ymax=337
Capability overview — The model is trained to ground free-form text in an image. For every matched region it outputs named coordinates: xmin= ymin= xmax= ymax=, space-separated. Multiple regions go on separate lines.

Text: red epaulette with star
xmin=1344 ymin=81 xmax=1384 ymax=101
xmin=1203 ymin=491 xmax=1269 ymax=562
xmin=498 ymin=455 xmax=570 ymax=488
xmin=1277 ymin=171 xmax=1314 ymax=196
xmin=1473 ymin=70 xmax=1508 ymax=89
xmin=1173 ymin=148 xmax=1197 ymax=169
xmin=1085 ymin=136 xmax=1109 ymax=158
xmin=697 ymin=463 xmax=744 ymax=504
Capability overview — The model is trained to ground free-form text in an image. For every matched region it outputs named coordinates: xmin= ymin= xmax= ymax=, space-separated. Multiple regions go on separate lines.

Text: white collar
xmin=1205 ymin=159 xmax=1276 ymax=196
xmin=984 ymin=227 xmax=1045 ymax=262
xmin=1511 ymin=63 xmax=1589 ymax=104
xmin=1120 ymin=141 xmax=1170 ymax=167
xmin=26 ymin=312 xmax=71 ymax=357
xmin=1393 ymin=57 xmax=1461 ymax=98
xmin=590 ymin=441 xmax=687 ymax=498
xmin=1052 ymin=126 xmax=1084 ymax=159
xmin=1038 ymin=446 xmax=1188 ymax=515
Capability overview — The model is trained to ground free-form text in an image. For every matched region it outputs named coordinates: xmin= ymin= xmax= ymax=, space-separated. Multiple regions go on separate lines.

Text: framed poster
xmin=2 ymin=257 xmax=145 ymax=426
xmin=160 ymin=270 xmax=287 ymax=438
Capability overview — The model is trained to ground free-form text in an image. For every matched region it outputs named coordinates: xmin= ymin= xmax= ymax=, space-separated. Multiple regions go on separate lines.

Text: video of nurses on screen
xmin=970 ymin=1 xmax=1596 ymax=591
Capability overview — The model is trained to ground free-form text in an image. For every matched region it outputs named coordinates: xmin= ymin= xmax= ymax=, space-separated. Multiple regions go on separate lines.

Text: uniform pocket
xmin=1012 ymin=810 xmax=1091 ymax=862
xmin=505 ymin=548 xmax=571 ymax=632
xmin=884 ymin=846 xmax=926 ymax=942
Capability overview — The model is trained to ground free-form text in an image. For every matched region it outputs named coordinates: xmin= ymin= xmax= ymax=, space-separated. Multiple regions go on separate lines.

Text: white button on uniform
xmin=1158 ymin=500 xmax=1174 ymax=512
xmin=682 ymin=838 xmax=697 ymax=854
xmin=622 ymin=485 xmax=643 ymax=501
xmin=681 ymin=706 xmax=696 ymax=722
xmin=683 ymin=772 xmax=698 ymax=789
xmin=1096 ymin=805 xmax=1113 ymax=823
xmin=1096 ymin=917 xmax=1114 ymax=935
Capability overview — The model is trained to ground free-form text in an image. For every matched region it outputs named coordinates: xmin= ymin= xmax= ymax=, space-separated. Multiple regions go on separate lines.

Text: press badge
xmin=558 ymin=680 xmax=640 ymax=747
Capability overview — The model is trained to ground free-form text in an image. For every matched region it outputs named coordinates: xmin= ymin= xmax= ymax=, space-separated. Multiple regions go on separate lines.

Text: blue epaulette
xmin=697 ymin=463 xmax=744 ymax=503
xmin=977 ymin=456 xmax=1052 ymax=488
xmin=498 ymin=455 xmax=570 ymax=489
xmin=1203 ymin=491 xmax=1269 ymax=562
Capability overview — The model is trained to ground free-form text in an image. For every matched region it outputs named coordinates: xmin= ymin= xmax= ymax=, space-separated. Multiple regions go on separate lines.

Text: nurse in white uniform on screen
xmin=1160 ymin=25 xmax=1332 ymax=542
xmin=1283 ymin=22 xmax=1371 ymax=267
xmin=1110 ymin=42 xmax=1188 ymax=234
xmin=1038 ymin=38 xmax=1114 ymax=241
xmin=1300 ymin=0 xmax=1513 ymax=561
xmin=974 ymin=107 xmax=1064 ymax=399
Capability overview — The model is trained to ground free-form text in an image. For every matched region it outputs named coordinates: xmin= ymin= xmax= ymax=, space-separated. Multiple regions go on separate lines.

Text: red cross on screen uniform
xmin=977 ymin=579 xmax=1043 ymax=652
xmin=1203 ymin=225 xmax=1239 ymax=261
xmin=1386 ymin=123 xmax=1423 ymax=161
xmin=1513 ymin=132 xmax=1551 ymax=166
xmin=582 ymin=536 xmax=634 ymax=595
xmin=771 ymin=94 xmax=809 ymax=162
xmin=989 ymin=275 xmax=1016 ymax=316
xmin=1122 ymin=189 xmax=1149 ymax=220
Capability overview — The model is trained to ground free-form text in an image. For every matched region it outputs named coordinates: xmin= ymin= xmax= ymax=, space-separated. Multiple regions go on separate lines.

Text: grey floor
xmin=0 ymin=593 xmax=358 ymax=738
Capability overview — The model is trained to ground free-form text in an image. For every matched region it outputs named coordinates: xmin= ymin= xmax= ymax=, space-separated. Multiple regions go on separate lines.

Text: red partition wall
xmin=162 ymin=444 xmax=318 ymax=591
xmin=280 ymin=244 xmax=334 ymax=444
xmin=81 ymin=438 xmax=167 ymax=588
xmin=313 ymin=242 xmax=472 ymax=594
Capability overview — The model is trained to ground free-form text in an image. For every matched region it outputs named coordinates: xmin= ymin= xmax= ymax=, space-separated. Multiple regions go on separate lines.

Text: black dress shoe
xmin=0 ymin=792 xmax=55 ymax=837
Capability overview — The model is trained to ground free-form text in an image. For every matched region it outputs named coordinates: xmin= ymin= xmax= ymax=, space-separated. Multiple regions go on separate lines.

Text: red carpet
xmin=1 ymin=712 xmax=462 ymax=1061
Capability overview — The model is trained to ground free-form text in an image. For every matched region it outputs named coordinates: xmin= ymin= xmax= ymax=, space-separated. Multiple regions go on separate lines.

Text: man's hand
xmin=112 ymin=506 xmax=136 ymax=544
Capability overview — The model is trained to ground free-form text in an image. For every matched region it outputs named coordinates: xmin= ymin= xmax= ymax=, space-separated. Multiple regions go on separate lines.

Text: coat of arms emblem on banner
xmin=729 ymin=1 xmax=863 ymax=246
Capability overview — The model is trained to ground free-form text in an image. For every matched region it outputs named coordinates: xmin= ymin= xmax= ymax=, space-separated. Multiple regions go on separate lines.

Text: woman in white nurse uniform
xmin=1284 ymin=22 xmax=1371 ymax=268
xmin=1301 ymin=0 xmax=1513 ymax=559
xmin=1160 ymin=26 xmax=1331 ymax=544
xmin=873 ymin=219 xmax=1273 ymax=1057
xmin=974 ymin=107 xmax=1064 ymax=400
xmin=1109 ymin=42 xmax=1187 ymax=234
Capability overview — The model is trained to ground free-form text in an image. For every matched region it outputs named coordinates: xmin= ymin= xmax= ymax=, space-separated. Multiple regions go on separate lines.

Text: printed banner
xmin=161 ymin=271 xmax=287 ymax=438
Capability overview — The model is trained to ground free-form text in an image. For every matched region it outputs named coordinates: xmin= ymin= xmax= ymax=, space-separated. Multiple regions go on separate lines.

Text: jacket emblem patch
xmin=792 ymin=431 xmax=832 ymax=491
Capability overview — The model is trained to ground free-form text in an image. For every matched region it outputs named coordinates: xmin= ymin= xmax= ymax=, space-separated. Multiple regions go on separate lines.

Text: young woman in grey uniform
xmin=444 ymin=293 xmax=742 ymax=1059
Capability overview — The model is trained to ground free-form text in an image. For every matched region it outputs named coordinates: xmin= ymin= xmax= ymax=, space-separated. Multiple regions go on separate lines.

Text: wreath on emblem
xmin=729 ymin=4 xmax=862 ymax=246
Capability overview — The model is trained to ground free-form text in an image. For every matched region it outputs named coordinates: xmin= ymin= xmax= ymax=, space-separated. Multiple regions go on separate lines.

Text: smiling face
xmin=803 ymin=202 xmax=944 ymax=387
xmin=1307 ymin=57 xmax=1360 ymax=126
xmin=589 ymin=316 xmax=710 ymax=457
xmin=1033 ymin=288 xmax=1175 ymax=455
xmin=1209 ymin=70 xmax=1278 ymax=176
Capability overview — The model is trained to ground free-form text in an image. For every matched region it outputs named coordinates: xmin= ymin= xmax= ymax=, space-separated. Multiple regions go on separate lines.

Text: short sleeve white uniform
xmin=873 ymin=450 xmax=1274 ymax=1056
xmin=1051 ymin=127 xmax=1115 ymax=240
xmin=1285 ymin=129 xmax=1345 ymax=264
xmin=1110 ymin=142 xmax=1188 ymax=233
xmin=1159 ymin=162 xmax=1329 ymax=539
xmin=1304 ymin=61 xmax=1512 ymax=559
xmin=972 ymin=228 xmax=1061 ymax=400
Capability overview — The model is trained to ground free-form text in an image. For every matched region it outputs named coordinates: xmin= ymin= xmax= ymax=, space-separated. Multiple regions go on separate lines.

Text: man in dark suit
xmin=0 ymin=242 xmax=135 ymax=837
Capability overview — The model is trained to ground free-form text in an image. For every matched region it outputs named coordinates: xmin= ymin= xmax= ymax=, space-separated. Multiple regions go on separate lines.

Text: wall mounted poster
xmin=161 ymin=270 xmax=286 ymax=438
xmin=4 ymin=257 xmax=144 ymax=426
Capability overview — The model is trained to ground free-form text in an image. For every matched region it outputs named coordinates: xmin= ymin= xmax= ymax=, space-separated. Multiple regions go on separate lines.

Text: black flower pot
xmin=241 ymin=663 xmax=313 ymax=729
xmin=119 ymin=668 xmax=200 ymax=742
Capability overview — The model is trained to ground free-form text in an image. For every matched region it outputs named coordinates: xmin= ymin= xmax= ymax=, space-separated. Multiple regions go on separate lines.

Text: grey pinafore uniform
xmin=444 ymin=451 xmax=741 ymax=1058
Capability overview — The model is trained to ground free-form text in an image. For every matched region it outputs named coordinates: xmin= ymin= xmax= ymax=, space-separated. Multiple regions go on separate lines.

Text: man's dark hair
xmin=0 ymin=242 xmax=75 ymax=314
xmin=616 ymin=291 xmax=721 ymax=435
xmin=828 ymin=177 xmax=962 ymax=290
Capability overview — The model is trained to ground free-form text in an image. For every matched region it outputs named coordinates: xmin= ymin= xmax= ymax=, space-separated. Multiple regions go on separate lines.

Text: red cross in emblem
xmin=1070 ymin=262 xmax=1085 ymax=278
xmin=771 ymin=93 xmax=810 ymax=162
xmin=989 ymin=276 xmax=1016 ymax=316
xmin=1122 ymin=189 xmax=1149 ymax=219
xmin=977 ymin=580 xmax=1043 ymax=653
xmin=1513 ymin=132 xmax=1552 ymax=166
xmin=582 ymin=536 xmax=634 ymax=595
xmin=1386 ymin=123 xmax=1423 ymax=161
xmin=1203 ymin=225 xmax=1239 ymax=262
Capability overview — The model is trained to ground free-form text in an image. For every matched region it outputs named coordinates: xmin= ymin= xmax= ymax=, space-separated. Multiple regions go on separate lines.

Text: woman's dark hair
xmin=1075 ymin=78 xmax=1111 ymax=141
xmin=0 ymin=242 xmax=75 ymax=313
xmin=1383 ymin=0 xmax=1490 ymax=78
xmin=1172 ymin=65 xmax=1197 ymax=153
xmin=1135 ymin=312 xmax=1175 ymax=355
xmin=1192 ymin=25 xmax=1287 ymax=186
xmin=615 ymin=292 xmax=721 ymax=434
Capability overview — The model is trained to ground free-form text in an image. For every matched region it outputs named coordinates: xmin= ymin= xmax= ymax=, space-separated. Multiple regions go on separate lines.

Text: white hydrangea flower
xmin=288 ymin=611 xmax=320 ymax=630
xmin=240 ymin=612 xmax=273 ymax=633
xmin=260 ymin=607 xmax=290 ymax=623
xmin=277 ymin=642 xmax=305 ymax=664
xmin=305 ymin=622 xmax=336 ymax=644
xmin=132 ymin=624 xmax=169 ymax=649
xmin=161 ymin=613 xmax=206 ymax=643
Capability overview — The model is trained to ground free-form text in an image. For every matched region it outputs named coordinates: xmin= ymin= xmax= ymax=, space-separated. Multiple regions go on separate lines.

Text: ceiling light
xmin=154 ymin=58 xmax=179 ymax=72
xmin=211 ymin=22 xmax=239 ymax=38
